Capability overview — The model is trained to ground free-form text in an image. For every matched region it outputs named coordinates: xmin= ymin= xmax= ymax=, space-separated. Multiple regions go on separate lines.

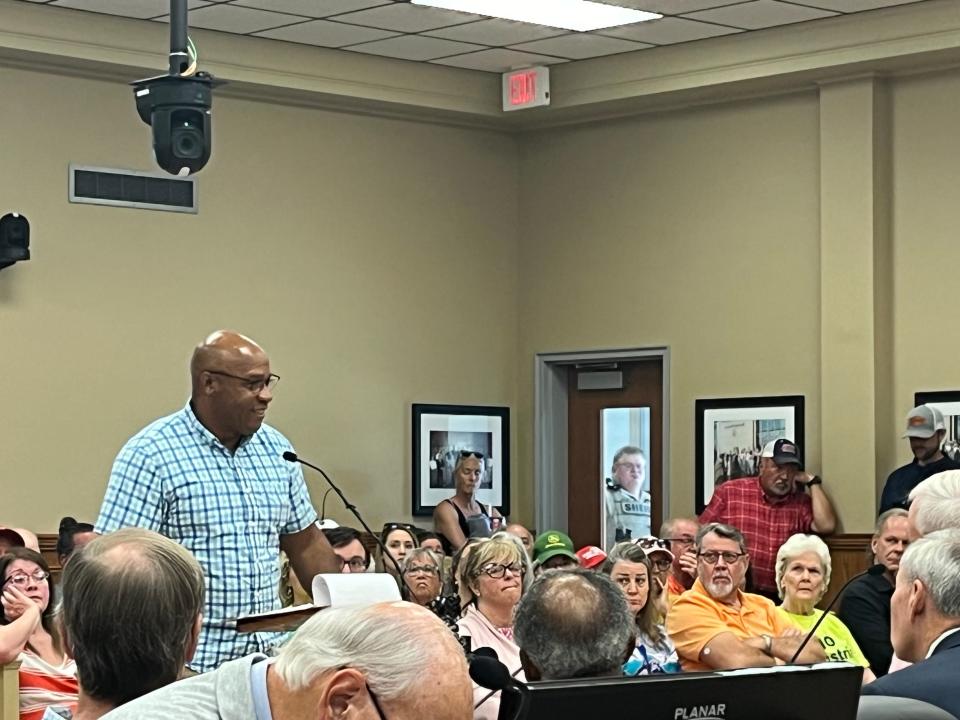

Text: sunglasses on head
xmin=382 ymin=523 xmax=416 ymax=535
xmin=634 ymin=536 xmax=670 ymax=551
xmin=459 ymin=450 xmax=484 ymax=459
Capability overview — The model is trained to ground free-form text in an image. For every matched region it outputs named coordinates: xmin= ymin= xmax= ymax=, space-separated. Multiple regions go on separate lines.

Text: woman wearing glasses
xmin=434 ymin=451 xmax=503 ymax=554
xmin=401 ymin=548 xmax=444 ymax=608
xmin=0 ymin=548 xmax=78 ymax=720
xmin=602 ymin=542 xmax=680 ymax=675
xmin=457 ymin=535 xmax=530 ymax=720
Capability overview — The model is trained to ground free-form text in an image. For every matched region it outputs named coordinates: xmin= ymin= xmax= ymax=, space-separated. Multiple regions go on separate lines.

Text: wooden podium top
xmin=236 ymin=604 xmax=324 ymax=634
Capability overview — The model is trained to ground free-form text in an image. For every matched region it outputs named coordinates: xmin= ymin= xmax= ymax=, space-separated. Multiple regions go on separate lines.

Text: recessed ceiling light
xmin=410 ymin=0 xmax=661 ymax=32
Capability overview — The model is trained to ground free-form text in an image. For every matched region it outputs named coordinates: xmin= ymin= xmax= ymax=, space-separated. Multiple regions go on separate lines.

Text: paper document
xmin=311 ymin=573 xmax=401 ymax=608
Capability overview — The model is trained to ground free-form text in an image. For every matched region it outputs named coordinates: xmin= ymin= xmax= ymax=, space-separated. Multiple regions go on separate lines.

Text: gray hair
xmin=274 ymin=602 xmax=466 ymax=698
xmin=659 ymin=517 xmax=699 ymax=538
xmin=774 ymin=534 xmax=832 ymax=601
xmin=897 ymin=529 xmax=960 ymax=617
xmin=62 ymin=528 xmax=205 ymax=705
xmin=909 ymin=471 xmax=960 ymax=535
xmin=513 ymin=569 xmax=633 ymax=679
xmin=401 ymin=547 xmax=442 ymax=574
xmin=696 ymin=522 xmax=747 ymax=554
xmin=876 ymin=508 xmax=909 ymax=535
xmin=612 ymin=446 xmax=645 ymax=471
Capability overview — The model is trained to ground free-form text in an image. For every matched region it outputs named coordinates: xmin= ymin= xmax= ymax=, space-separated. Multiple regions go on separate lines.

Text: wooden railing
xmin=822 ymin=533 xmax=872 ymax=609
xmin=1 ymin=660 xmax=20 ymax=720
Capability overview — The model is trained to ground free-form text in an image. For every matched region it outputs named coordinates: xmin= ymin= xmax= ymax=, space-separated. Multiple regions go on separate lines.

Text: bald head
xmin=504 ymin=523 xmax=534 ymax=555
xmin=189 ymin=330 xmax=275 ymax=449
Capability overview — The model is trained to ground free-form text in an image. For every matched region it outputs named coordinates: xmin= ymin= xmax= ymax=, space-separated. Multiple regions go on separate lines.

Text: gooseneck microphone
xmin=787 ymin=563 xmax=887 ymax=664
xmin=470 ymin=655 xmax=524 ymax=712
xmin=282 ymin=451 xmax=411 ymax=600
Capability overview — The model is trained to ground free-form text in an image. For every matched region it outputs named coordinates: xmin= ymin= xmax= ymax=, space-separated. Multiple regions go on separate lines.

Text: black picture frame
xmin=694 ymin=395 xmax=805 ymax=514
xmin=412 ymin=403 xmax=510 ymax=517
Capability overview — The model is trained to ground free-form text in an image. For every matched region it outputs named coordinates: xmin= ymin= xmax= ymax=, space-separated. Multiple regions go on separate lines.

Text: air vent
xmin=68 ymin=164 xmax=197 ymax=214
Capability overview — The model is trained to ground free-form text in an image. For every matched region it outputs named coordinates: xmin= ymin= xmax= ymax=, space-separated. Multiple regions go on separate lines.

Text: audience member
xmin=503 ymin=523 xmax=534 ymax=556
xmin=575 ymin=545 xmax=606 ymax=570
xmin=879 ymin=406 xmax=960 ymax=514
xmin=775 ymin=534 xmax=874 ymax=682
xmin=401 ymin=548 xmax=443 ymax=608
xmin=602 ymin=542 xmax=679 ymax=674
xmin=907 ymin=470 xmax=960 ymax=540
xmin=322 ymin=526 xmax=369 ymax=573
xmin=634 ymin=536 xmax=675 ymax=591
xmin=56 ymin=517 xmax=96 ymax=568
xmin=532 ymin=531 xmax=579 ymax=573
xmin=666 ymin=522 xmax=824 ymax=671
xmin=377 ymin=522 xmax=418 ymax=593
xmin=604 ymin=446 xmax=652 ymax=547
xmin=433 ymin=451 xmax=502 ymax=554
xmin=660 ymin=517 xmax=700 ymax=601
xmin=838 ymin=509 xmax=910 ymax=677
xmin=415 ymin=529 xmax=445 ymax=560
xmin=103 ymin=602 xmax=473 ymax=720
xmin=0 ymin=548 xmax=78 ymax=720
xmin=95 ymin=330 xmax=337 ymax=672
xmin=0 ymin=527 xmax=26 ymax=553
xmin=861 ymin=530 xmax=960 ymax=717
xmin=58 ymin=528 xmax=204 ymax=719
xmin=514 ymin=569 xmax=634 ymax=679
xmin=699 ymin=438 xmax=837 ymax=598
xmin=457 ymin=536 xmax=529 ymax=720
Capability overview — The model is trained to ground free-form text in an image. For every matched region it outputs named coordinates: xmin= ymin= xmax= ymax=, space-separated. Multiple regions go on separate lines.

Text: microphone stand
xmin=787 ymin=564 xmax=886 ymax=664
xmin=283 ymin=451 xmax=412 ymax=601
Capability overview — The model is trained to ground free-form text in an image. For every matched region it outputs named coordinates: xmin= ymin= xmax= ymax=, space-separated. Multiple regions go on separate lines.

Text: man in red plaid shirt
xmin=699 ymin=438 xmax=837 ymax=599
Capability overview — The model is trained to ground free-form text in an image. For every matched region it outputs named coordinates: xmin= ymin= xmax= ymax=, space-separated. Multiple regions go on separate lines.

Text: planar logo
xmin=674 ymin=704 xmax=726 ymax=720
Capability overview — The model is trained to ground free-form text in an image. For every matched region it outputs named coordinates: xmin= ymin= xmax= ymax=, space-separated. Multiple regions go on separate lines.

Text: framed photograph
xmin=913 ymin=391 xmax=960 ymax=460
xmin=412 ymin=403 xmax=510 ymax=516
xmin=695 ymin=395 xmax=805 ymax=513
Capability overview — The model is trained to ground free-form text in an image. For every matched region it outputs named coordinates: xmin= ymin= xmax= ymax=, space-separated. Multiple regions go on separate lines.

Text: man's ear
xmin=519 ymin=649 xmax=540 ymax=682
xmin=320 ymin=668 xmax=366 ymax=719
xmin=908 ymin=579 xmax=927 ymax=619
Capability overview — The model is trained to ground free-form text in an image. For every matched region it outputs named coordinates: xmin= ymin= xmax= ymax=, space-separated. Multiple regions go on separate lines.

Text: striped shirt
xmin=95 ymin=404 xmax=317 ymax=672
xmin=18 ymin=650 xmax=78 ymax=720
xmin=699 ymin=476 xmax=813 ymax=593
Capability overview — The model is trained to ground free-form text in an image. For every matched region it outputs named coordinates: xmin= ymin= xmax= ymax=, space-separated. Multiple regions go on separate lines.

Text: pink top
xmin=457 ymin=604 xmax=526 ymax=720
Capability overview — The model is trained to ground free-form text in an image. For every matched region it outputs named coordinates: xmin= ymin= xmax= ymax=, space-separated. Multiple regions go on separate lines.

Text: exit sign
xmin=502 ymin=66 xmax=550 ymax=112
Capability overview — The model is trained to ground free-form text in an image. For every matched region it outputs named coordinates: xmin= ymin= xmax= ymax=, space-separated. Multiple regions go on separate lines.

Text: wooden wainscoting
xmin=821 ymin=533 xmax=873 ymax=609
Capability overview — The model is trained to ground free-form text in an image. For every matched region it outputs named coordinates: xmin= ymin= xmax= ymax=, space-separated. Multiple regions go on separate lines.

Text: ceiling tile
xmin=426 ymin=18 xmax=568 ymax=45
xmin=682 ymin=0 xmax=838 ymax=28
xmin=51 ymin=0 xmax=209 ymax=18
xmin=598 ymin=16 xmax=741 ymax=43
xmin=183 ymin=4 xmax=309 ymax=33
xmin=606 ymin=0 xmax=746 ymax=13
xmin=431 ymin=48 xmax=568 ymax=72
xmin=787 ymin=0 xmax=923 ymax=10
xmin=231 ymin=0 xmax=391 ymax=18
xmin=510 ymin=33 xmax=652 ymax=59
xmin=347 ymin=34 xmax=486 ymax=60
xmin=254 ymin=19 xmax=397 ymax=46
xmin=334 ymin=3 xmax=484 ymax=32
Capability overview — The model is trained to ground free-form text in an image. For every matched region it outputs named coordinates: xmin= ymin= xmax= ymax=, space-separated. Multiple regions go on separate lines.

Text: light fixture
xmin=410 ymin=0 xmax=661 ymax=32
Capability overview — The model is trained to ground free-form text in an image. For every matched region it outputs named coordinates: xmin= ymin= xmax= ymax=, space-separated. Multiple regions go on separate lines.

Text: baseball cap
xmin=633 ymin=536 xmax=675 ymax=562
xmin=903 ymin=405 xmax=945 ymax=439
xmin=575 ymin=545 xmax=607 ymax=569
xmin=0 ymin=527 xmax=26 ymax=549
xmin=533 ymin=530 xmax=577 ymax=566
xmin=760 ymin=438 xmax=803 ymax=468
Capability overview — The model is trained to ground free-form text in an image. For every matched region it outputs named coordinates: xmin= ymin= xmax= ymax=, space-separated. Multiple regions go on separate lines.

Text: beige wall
xmin=0 ymin=65 xmax=520 ymax=532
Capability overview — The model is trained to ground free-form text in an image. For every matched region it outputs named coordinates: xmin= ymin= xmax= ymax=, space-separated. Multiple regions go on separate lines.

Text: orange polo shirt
xmin=665 ymin=579 xmax=801 ymax=671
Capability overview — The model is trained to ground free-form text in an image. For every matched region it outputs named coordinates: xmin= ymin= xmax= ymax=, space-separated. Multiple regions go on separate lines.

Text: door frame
xmin=534 ymin=347 xmax=671 ymax=534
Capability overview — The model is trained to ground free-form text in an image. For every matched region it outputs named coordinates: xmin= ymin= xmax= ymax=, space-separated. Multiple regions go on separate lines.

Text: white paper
xmin=311 ymin=573 xmax=401 ymax=608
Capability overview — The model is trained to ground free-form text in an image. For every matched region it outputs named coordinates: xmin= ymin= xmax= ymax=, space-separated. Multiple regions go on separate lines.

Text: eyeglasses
xmin=338 ymin=557 xmax=367 ymax=572
xmin=459 ymin=450 xmax=485 ymax=459
xmin=3 ymin=570 xmax=49 ymax=587
xmin=649 ymin=558 xmax=672 ymax=571
xmin=634 ymin=537 xmax=669 ymax=551
xmin=665 ymin=536 xmax=696 ymax=547
xmin=479 ymin=562 xmax=524 ymax=578
xmin=697 ymin=550 xmax=746 ymax=565
xmin=206 ymin=370 xmax=280 ymax=393
xmin=403 ymin=564 xmax=439 ymax=576
xmin=367 ymin=683 xmax=388 ymax=720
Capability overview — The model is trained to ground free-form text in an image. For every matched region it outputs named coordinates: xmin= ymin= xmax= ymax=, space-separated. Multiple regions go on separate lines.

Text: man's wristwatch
xmin=805 ymin=475 xmax=823 ymax=488
xmin=761 ymin=634 xmax=773 ymax=654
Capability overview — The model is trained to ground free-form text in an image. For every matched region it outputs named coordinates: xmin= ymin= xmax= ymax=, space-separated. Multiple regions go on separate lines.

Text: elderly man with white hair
xmin=102 ymin=602 xmax=473 ymax=720
xmin=907 ymin=470 xmax=960 ymax=540
xmin=860 ymin=530 xmax=960 ymax=718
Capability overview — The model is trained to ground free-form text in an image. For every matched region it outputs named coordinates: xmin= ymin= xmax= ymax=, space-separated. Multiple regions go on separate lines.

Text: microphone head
xmin=469 ymin=656 xmax=511 ymax=691
xmin=282 ymin=451 xmax=298 ymax=462
xmin=471 ymin=647 xmax=499 ymax=661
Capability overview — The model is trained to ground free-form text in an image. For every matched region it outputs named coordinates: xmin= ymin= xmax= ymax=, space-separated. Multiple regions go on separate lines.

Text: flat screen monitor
xmin=501 ymin=664 xmax=863 ymax=720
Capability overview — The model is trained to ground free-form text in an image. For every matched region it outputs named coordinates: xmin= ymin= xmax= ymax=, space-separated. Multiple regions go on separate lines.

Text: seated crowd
xmin=3 ymin=411 xmax=960 ymax=720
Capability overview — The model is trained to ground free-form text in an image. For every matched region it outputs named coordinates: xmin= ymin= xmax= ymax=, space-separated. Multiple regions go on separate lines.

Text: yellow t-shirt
xmin=666 ymin=579 xmax=801 ymax=671
xmin=777 ymin=608 xmax=870 ymax=667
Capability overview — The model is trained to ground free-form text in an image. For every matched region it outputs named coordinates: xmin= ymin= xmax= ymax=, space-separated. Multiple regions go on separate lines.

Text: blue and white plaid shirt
xmin=96 ymin=403 xmax=317 ymax=672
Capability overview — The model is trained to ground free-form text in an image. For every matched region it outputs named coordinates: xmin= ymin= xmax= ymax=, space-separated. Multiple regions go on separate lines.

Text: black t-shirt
xmin=879 ymin=454 xmax=960 ymax=513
